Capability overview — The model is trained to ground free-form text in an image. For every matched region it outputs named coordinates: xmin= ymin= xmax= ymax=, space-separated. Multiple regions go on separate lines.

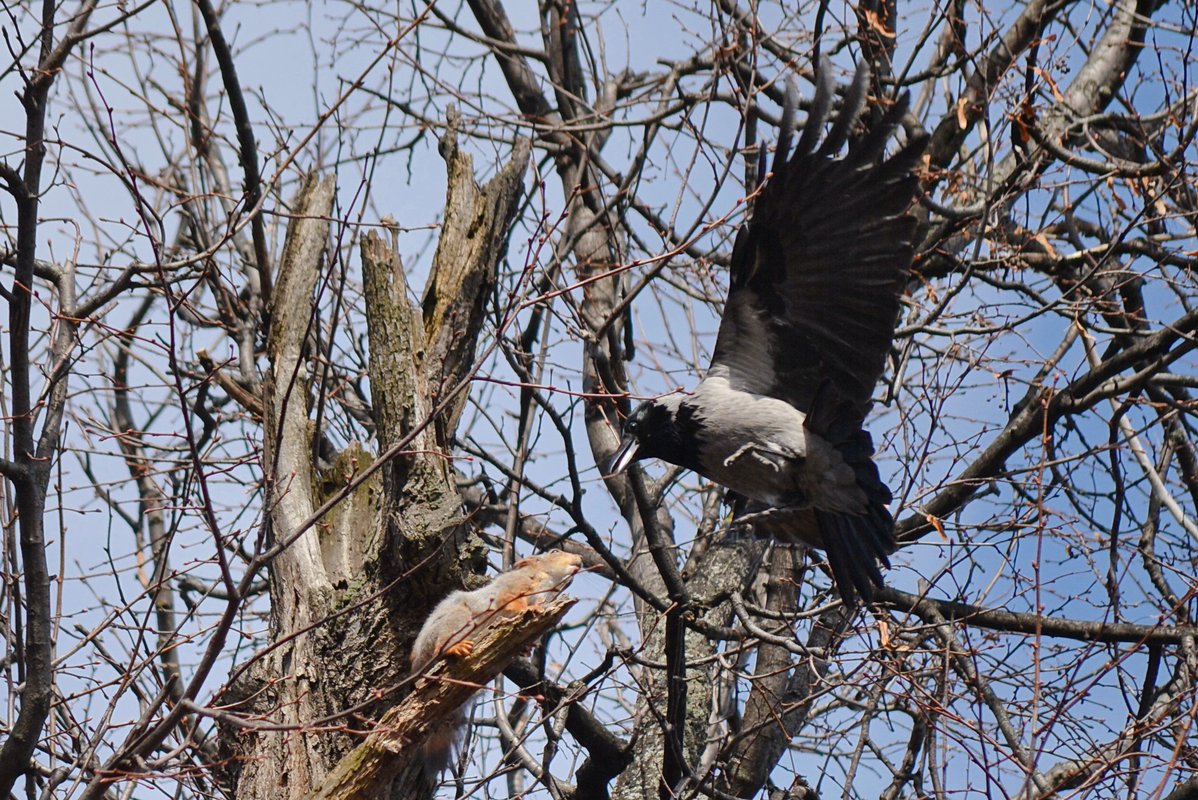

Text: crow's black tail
xmin=808 ymin=398 xmax=897 ymax=605
xmin=815 ymin=503 xmax=893 ymax=606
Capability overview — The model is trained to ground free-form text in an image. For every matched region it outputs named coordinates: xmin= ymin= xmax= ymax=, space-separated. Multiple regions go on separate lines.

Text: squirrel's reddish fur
xmin=410 ymin=550 xmax=582 ymax=774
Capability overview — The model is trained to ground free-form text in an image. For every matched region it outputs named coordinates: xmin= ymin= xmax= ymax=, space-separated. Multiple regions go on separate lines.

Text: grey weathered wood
xmin=230 ymin=173 xmax=350 ymax=799
xmin=423 ymin=111 xmax=531 ymax=438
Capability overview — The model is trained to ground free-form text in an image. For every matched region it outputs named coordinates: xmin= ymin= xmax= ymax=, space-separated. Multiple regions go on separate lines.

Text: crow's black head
xmin=607 ymin=397 xmax=700 ymax=475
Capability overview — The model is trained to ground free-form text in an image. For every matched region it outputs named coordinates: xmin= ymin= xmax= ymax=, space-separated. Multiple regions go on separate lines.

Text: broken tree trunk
xmin=218 ymin=125 xmax=529 ymax=800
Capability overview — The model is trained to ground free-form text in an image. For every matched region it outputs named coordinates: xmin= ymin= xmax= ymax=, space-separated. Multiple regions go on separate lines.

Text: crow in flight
xmin=610 ymin=62 xmax=926 ymax=604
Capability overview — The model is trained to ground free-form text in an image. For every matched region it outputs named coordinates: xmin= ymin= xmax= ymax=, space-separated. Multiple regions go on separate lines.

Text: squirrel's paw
xmin=444 ymin=639 xmax=474 ymax=658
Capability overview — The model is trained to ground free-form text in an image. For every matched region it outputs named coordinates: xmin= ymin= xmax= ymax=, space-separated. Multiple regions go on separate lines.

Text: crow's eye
xmin=625 ymin=419 xmax=638 ymax=433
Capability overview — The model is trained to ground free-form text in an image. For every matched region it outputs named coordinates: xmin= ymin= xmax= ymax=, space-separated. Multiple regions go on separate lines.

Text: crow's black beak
xmin=608 ymin=436 xmax=640 ymax=474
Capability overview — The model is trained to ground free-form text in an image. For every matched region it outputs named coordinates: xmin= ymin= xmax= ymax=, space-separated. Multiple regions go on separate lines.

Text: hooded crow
xmin=609 ymin=62 xmax=927 ymax=605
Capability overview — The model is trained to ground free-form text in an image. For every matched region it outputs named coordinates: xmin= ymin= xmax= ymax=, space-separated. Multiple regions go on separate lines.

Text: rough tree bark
xmin=218 ymin=125 xmax=529 ymax=799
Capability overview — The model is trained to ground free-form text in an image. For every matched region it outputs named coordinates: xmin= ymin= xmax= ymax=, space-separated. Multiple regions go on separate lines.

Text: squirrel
xmin=410 ymin=549 xmax=582 ymax=774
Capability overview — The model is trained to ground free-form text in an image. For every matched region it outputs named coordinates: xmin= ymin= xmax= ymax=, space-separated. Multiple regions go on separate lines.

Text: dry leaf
xmin=1034 ymin=66 xmax=1064 ymax=102
xmin=926 ymin=513 xmax=947 ymax=542
xmin=1033 ymin=232 xmax=1058 ymax=258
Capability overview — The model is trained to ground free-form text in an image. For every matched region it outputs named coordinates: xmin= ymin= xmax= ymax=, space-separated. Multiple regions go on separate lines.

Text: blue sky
xmin=2 ymin=0 xmax=1196 ymax=797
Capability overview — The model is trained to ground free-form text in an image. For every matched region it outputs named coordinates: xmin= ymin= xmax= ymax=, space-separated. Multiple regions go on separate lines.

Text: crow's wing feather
xmin=709 ymin=62 xmax=927 ymax=427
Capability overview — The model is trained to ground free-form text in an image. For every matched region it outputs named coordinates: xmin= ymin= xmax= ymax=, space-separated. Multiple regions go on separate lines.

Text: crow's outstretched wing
xmin=709 ymin=63 xmax=926 ymax=427
xmin=708 ymin=62 xmax=927 ymax=605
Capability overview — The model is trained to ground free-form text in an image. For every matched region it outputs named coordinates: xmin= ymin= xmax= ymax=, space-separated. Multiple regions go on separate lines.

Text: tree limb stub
xmin=362 ymin=228 xmax=429 ymax=460
xmin=228 ymin=173 xmax=342 ymax=800
xmin=308 ymin=597 xmax=577 ymax=800
xmin=266 ymin=173 xmax=337 ymax=595
xmin=423 ymin=111 xmax=531 ymax=440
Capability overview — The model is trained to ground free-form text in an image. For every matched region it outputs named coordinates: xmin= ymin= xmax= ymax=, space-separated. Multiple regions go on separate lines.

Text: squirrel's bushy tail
xmin=421 ymin=710 xmax=465 ymax=777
